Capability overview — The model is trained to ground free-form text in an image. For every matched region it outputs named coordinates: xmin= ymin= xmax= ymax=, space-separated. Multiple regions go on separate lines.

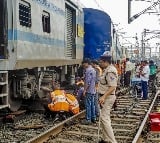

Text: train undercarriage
xmin=0 ymin=65 xmax=81 ymax=111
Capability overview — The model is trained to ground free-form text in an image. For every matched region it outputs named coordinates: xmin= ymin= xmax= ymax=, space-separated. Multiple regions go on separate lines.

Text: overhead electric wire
xmin=93 ymin=0 xmax=136 ymax=49
xmin=93 ymin=0 xmax=105 ymax=11
xmin=119 ymin=34 xmax=137 ymax=47
xmin=76 ymin=0 xmax=86 ymax=8
xmin=144 ymin=33 xmax=160 ymax=41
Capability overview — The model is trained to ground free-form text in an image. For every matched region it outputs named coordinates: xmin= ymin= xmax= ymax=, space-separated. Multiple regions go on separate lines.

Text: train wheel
xmin=8 ymin=80 xmax=22 ymax=111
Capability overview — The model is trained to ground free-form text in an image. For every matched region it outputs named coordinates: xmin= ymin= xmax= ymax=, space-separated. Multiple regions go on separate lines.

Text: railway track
xmin=0 ymin=112 xmax=62 ymax=143
xmin=1 ymin=78 xmax=160 ymax=143
xmin=26 ymin=86 xmax=160 ymax=143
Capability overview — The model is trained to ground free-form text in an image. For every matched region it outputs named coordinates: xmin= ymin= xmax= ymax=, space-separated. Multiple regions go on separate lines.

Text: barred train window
xmin=19 ymin=1 xmax=31 ymax=27
xmin=42 ymin=11 xmax=51 ymax=33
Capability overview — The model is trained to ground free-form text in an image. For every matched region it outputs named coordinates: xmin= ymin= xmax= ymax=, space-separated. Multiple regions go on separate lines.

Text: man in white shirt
xmin=140 ymin=60 xmax=150 ymax=100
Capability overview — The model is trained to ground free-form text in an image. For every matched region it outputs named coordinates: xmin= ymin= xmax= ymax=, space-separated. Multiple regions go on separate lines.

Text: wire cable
xmin=93 ymin=0 xmax=105 ymax=11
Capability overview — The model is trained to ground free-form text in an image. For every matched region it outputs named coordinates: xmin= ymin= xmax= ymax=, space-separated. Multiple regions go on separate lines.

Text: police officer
xmin=98 ymin=53 xmax=118 ymax=143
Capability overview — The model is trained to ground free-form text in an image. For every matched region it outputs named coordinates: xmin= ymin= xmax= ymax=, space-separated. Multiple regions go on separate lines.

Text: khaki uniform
xmin=98 ymin=65 xmax=118 ymax=143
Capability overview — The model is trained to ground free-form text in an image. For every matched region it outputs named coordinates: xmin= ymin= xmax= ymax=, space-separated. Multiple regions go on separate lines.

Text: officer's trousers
xmin=94 ymin=93 xmax=100 ymax=117
xmin=101 ymin=95 xmax=117 ymax=143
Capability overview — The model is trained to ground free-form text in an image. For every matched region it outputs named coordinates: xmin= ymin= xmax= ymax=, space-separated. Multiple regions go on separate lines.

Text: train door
xmin=0 ymin=0 xmax=8 ymax=59
xmin=65 ymin=4 xmax=76 ymax=59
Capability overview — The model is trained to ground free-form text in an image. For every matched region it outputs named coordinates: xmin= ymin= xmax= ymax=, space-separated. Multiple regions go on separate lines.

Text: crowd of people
xmin=75 ymin=56 xmax=158 ymax=143
xmin=41 ymin=51 xmax=158 ymax=143
xmin=114 ymin=59 xmax=157 ymax=100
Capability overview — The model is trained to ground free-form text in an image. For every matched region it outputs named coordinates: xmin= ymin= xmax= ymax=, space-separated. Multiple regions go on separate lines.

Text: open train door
xmin=0 ymin=0 xmax=8 ymax=59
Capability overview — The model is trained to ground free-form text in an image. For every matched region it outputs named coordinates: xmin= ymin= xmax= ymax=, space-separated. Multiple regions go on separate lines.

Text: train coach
xmin=0 ymin=0 xmax=84 ymax=111
xmin=0 ymin=0 xmax=124 ymax=112
xmin=83 ymin=8 xmax=123 ymax=61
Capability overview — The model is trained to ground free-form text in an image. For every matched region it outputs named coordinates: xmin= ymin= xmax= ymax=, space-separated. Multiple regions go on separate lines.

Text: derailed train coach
xmin=83 ymin=8 xmax=123 ymax=61
xmin=0 ymin=0 xmax=84 ymax=111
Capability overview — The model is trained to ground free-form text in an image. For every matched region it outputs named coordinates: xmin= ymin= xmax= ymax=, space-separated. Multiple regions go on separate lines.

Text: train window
xmin=19 ymin=1 xmax=31 ymax=27
xmin=42 ymin=11 xmax=51 ymax=33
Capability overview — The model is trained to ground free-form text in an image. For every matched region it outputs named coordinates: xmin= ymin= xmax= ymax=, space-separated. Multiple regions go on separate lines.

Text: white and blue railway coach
xmin=0 ymin=0 xmax=84 ymax=111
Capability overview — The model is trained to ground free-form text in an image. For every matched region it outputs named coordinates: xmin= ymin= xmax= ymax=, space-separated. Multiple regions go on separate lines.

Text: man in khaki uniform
xmin=98 ymin=53 xmax=118 ymax=143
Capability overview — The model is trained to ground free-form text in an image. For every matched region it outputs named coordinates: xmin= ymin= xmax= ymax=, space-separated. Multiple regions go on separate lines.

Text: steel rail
xmin=132 ymin=90 xmax=160 ymax=143
xmin=26 ymin=88 xmax=128 ymax=143
xmin=26 ymin=110 xmax=85 ymax=143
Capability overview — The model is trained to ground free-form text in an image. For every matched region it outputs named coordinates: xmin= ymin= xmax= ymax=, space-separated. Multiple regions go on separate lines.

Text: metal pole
xmin=135 ymin=33 xmax=139 ymax=62
xmin=141 ymin=32 xmax=144 ymax=60
xmin=143 ymin=29 xmax=146 ymax=59
xmin=131 ymin=45 xmax=132 ymax=60
xmin=159 ymin=47 xmax=160 ymax=59
xmin=141 ymin=29 xmax=146 ymax=60
xmin=143 ymin=42 xmax=145 ymax=59
xmin=116 ymin=34 xmax=118 ymax=62
xmin=128 ymin=0 xmax=131 ymax=24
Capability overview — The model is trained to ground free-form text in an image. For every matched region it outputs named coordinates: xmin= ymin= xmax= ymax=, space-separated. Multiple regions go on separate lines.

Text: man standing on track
xmin=124 ymin=58 xmax=132 ymax=86
xmin=91 ymin=60 xmax=102 ymax=121
xmin=114 ymin=60 xmax=122 ymax=85
xmin=81 ymin=59 xmax=97 ymax=124
xmin=140 ymin=60 xmax=150 ymax=100
xmin=98 ymin=53 xmax=118 ymax=143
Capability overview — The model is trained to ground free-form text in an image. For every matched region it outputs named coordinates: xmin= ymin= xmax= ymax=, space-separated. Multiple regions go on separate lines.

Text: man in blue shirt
xmin=81 ymin=59 xmax=97 ymax=124
xmin=91 ymin=60 xmax=102 ymax=120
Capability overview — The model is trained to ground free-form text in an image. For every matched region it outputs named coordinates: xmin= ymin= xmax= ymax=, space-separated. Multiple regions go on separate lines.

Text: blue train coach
xmin=83 ymin=8 xmax=112 ymax=60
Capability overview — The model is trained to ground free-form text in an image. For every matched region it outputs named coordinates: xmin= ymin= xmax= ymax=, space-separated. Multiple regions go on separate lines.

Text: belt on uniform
xmin=99 ymin=93 xmax=115 ymax=97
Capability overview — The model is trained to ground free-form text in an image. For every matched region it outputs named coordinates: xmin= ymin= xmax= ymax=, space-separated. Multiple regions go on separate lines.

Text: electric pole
xmin=141 ymin=29 xmax=146 ymax=60
xmin=128 ymin=0 xmax=132 ymax=24
xmin=128 ymin=0 xmax=160 ymax=24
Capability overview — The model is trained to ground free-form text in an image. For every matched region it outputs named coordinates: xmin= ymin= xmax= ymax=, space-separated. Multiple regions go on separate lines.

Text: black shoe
xmin=91 ymin=119 xmax=96 ymax=123
xmin=53 ymin=114 xmax=59 ymax=122
xmin=96 ymin=116 xmax=99 ymax=121
xmin=81 ymin=119 xmax=92 ymax=125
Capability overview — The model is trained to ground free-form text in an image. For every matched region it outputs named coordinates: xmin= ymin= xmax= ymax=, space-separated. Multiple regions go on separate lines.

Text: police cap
xmin=100 ymin=51 xmax=112 ymax=60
